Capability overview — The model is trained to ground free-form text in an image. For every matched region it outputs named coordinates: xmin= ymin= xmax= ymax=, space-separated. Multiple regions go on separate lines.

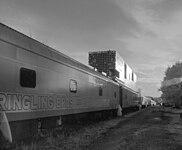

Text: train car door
xmin=119 ymin=86 xmax=123 ymax=107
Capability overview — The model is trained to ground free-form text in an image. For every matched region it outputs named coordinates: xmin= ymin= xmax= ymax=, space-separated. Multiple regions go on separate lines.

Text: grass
xmin=14 ymin=117 xmax=123 ymax=150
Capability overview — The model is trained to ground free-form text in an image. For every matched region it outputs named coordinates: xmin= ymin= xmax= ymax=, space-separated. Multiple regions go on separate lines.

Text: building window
xmin=99 ymin=87 xmax=103 ymax=96
xmin=70 ymin=80 xmax=77 ymax=93
xmin=20 ymin=68 xmax=36 ymax=88
xmin=124 ymin=64 xmax=127 ymax=79
xmin=132 ymin=72 xmax=134 ymax=81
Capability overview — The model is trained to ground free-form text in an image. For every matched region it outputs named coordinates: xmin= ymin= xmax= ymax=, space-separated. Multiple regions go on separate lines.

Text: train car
xmin=120 ymin=86 xmax=139 ymax=108
xmin=140 ymin=96 xmax=152 ymax=107
xmin=118 ymin=84 xmax=139 ymax=114
xmin=0 ymin=23 xmax=119 ymax=143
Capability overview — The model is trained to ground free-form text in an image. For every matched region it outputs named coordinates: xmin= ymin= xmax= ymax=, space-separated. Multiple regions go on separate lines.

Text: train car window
xmin=20 ymin=68 xmax=36 ymax=88
xmin=70 ymin=80 xmax=77 ymax=93
xmin=125 ymin=95 xmax=127 ymax=100
xmin=114 ymin=92 xmax=117 ymax=98
xmin=99 ymin=87 xmax=103 ymax=96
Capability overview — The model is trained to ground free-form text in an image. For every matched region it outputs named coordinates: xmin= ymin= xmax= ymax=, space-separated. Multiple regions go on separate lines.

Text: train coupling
xmin=0 ymin=111 xmax=12 ymax=143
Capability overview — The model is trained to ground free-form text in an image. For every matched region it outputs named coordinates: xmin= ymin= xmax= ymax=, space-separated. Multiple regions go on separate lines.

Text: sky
xmin=0 ymin=0 xmax=182 ymax=97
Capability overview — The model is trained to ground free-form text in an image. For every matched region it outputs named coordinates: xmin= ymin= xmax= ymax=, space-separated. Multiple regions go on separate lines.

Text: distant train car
xmin=118 ymin=85 xmax=139 ymax=114
xmin=141 ymin=96 xmax=152 ymax=107
xmin=120 ymin=86 xmax=139 ymax=108
xmin=0 ymin=23 xmax=120 ymax=142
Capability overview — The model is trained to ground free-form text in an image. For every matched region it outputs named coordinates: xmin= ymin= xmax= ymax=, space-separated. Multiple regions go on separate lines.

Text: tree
xmin=161 ymin=62 xmax=182 ymax=107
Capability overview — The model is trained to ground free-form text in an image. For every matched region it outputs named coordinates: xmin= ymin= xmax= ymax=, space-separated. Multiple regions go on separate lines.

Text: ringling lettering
xmin=0 ymin=93 xmax=72 ymax=111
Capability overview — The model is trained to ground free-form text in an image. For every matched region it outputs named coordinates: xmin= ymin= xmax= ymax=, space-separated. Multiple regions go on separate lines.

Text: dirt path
xmin=84 ymin=107 xmax=182 ymax=150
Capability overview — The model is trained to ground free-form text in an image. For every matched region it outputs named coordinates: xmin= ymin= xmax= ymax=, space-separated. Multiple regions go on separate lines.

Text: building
xmin=88 ymin=50 xmax=137 ymax=91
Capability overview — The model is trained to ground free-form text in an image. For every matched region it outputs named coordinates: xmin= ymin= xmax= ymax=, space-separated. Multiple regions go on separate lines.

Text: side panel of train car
xmin=119 ymin=86 xmax=139 ymax=108
xmin=0 ymin=40 xmax=119 ymax=121
xmin=0 ymin=24 xmax=119 ymax=141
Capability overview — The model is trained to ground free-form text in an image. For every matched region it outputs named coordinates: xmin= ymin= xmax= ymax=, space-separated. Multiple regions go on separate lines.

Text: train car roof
xmin=0 ymin=23 xmax=118 ymax=84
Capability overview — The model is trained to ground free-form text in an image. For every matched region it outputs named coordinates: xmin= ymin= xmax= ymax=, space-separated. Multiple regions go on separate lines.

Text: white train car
xmin=141 ymin=96 xmax=152 ymax=107
xmin=0 ymin=23 xmax=119 ymax=143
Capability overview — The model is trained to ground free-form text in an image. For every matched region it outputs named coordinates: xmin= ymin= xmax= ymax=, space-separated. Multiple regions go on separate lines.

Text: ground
xmin=17 ymin=107 xmax=182 ymax=150
xmin=85 ymin=107 xmax=182 ymax=150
